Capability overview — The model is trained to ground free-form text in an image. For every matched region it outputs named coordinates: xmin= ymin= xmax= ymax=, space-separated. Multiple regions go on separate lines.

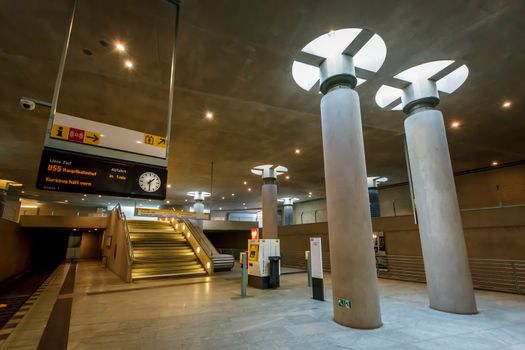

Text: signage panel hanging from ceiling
xmin=34 ymin=0 xmax=180 ymax=200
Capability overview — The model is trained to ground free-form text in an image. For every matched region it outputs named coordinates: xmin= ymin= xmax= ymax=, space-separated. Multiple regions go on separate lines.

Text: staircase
xmin=127 ymin=220 xmax=207 ymax=280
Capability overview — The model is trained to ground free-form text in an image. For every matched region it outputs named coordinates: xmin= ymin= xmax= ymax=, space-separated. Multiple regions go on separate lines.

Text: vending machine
xmin=247 ymin=239 xmax=280 ymax=289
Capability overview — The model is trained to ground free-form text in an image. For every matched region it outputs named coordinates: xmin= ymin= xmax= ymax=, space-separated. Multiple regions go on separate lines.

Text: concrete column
xmin=278 ymin=197 xmax=298 ymax=226
xmin=261 ymin=179 xmax=278 ymax=238
xmin=367 ymin=177 xmax=387 ymax=218
xmin=321 ymin=87 xmax=382 ymax=328
xmin=251 ymin=165 xmax=287 ymax=239
xmin=405 ymin=109 xmax=477 ymax=314
xmin=187 ymin=191 xmax=210 ymax=229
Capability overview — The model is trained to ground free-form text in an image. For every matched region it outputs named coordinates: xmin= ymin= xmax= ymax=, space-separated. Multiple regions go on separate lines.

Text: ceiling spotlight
xmin=21 ymin=190 xmax=25 ymax=194
xmin=308 ymin=191 xmax=313 ymax=195
xmin=81 ymin=198 xmax=85 ymax=201
xmin=243 ymin=202 xmax=246 ymax=205
xmin=295 ymin=148 xmax=301 ymax=154
xmin=491 ymin=161 xmax=499 ymax=166
xmin=115 ymin=42 xmax=126 ymax=52
xmin=100 ymin=134 xmax=105 ymax=138
xmin=451 ymin=121 xmax=461 ymax=128
xmin=219 ymin=207 xmax=222 ymax=210
xmin=65 ymin=200 xmax=68 ymax=203
xmin=205 ymin=111 xmax=214 ymax=119
xmin=167 ymin=184 xmax=171 ymax=188
xmin=231 ymin=193 xmax=235 ymax=196
xmin=136 ymin=140 xmax=142 ymax=144
xmin=502 ymin=101 xmax=512 ymax=109
xmin=248 ymin=188 xmax=252 ymax=192
xmin=166 ymin=200 xmax=170 ymax=204
xmin=83 ymin=194 xmax=87 ymax=197
xmin=243 ymin=181 xmax=247 ymax=185
xmin=124 ymin=60 xmax=134 ymax=69
xmin=221 ymin=196 xmax=225 ymax=199
xmin=184 ymin=199 xmax=188 ymax=202
xmin=285 ymin=175 xmax=290 ymax=180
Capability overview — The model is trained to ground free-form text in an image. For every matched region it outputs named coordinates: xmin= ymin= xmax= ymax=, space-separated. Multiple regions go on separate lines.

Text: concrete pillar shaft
xmin=194 ymin=201 xmax=204 ymax=229
xmin=404 ymin=109 xmax=477 ymax=314
xmin=261 ymin=182 xmax=278 ymax=238
xmin=320 ymin=87 xmax=382 ymax=328
xmin=283 ymin=205 xmax=294 ymax=226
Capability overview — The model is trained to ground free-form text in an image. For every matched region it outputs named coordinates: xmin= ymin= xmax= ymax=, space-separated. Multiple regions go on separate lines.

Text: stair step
xmin=132 ymin=270 xmax=207 ymax=280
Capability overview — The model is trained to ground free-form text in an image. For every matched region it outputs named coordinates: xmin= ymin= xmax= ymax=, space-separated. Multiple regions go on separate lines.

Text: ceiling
xmin=0 ymin=0 xmax=524 ymax=210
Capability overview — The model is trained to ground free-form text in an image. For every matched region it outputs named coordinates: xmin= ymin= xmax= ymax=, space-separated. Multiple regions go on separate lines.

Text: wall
xmin=19 ymin=215 xmax=107 ymax=229
xmin=279 ymin=206 xmax=525 ymax=268
xmin=79 ymin=231 xmax=102 ymax=259
xmin=101 ymin=210 xmax=130 ymax=282
xmin=0 ymin=218 xmax=32 ymax=283
xmin=293 ymin=163 xmax=525 ymax=222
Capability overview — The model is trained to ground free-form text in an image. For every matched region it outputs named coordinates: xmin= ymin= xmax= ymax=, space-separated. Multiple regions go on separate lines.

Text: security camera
xmin=20 ymin=98 xmax=36 ymax=111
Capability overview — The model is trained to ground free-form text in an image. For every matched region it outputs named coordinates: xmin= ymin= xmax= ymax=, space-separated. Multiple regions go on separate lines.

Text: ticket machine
xmin=247 ymin=239 xmax=280 ymax=289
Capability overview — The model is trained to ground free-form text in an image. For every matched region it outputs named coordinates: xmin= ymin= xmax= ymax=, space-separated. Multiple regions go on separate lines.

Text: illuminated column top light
xmin=187 ymin=191 xmax=211 ymax=201
xmin=374 ymin=60 xmax=469 ymax=112
xmin=367 ymin=177 xmax=388 ymax=188
xmin=292 ymin=28 xmax=387 ymax=93
xmin=278 ymin=197 xmax=299 ymax=206
xmin=251 ymin=164 xmax=288 ymax=180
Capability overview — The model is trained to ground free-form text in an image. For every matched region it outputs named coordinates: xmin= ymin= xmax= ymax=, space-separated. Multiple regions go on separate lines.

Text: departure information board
xmin=36 ymin=148 xmax=167 ymax=199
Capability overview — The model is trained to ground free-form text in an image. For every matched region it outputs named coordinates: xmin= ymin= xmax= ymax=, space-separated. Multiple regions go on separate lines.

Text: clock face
xmin=138 ymin=172 xmax=161 ymax=193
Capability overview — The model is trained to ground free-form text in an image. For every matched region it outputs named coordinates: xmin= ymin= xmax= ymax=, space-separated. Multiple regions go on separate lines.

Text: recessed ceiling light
xmin=219 ymin=207 xmax=222 ymax=210
xmin=243 ymin=202 xmax=246 ymax=205
xmin=100 ymin=134 xmax=105 ymax=138
xmin=124 ymin=60 xmax=134 ymax=69
xmin=285 ymin=175 xmax=290 ymax=180
xmin=308 ymin=192 xmax=313 ymax=195
xmin=243 ymin=181 xmax=247 ymax=185
xmin=231 ymin=193 xmax=235 ymax=196
xmin=115 ymin=42 xmax=126 ymax=52
xmin=248 ymin=188 xmax=252 ymax=192
xmin=451 ymin=121 xmax=461 ymax=128
xmin=136 ymin=140 xmax=142 ymax=144
xmin=166 ymin=200 xmax=170 ymax=204
xmin=205 ymin=111 xmax=214 ymax=119
xmin=167 ymin=184 xmax=171 ymax=188
xmin=21 ymin=190 xmax=25 ymax=194
xmin=184 ymin=199 xmax=188 ymax=202
xmin=65 ymin=200 xmax=68 ymax=203
xmin=295 ymin=148 xmax=301 ymax=154
xmin=491 ymin=161 xmax=499 ymax=166
xmin=81 ymin=198 xmax=85 ymax=201
xmin=148 ymin=199 xmax=152 ymax=202
xmin=73 ymin=228 xmax=77 ymax=231
xmin=83 ymin=194 xmax=87 ymax=197
xmin=502 ymin=101 xmax=512 ymax=109
xmin=221 ymin=196 xmax=225 ymax=199
xmin=98 ymin=195 xmax=102 ymax=198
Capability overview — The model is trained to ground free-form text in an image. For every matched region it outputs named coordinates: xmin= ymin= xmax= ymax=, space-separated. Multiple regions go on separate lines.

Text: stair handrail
xmin=113 ymin=203 xmax=135 ymax=269
xmin=181 ymin=218 xmax=218 ymax=257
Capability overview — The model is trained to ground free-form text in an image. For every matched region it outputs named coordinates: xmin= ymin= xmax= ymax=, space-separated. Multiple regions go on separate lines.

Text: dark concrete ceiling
xmin=0 ymin=0 xmax=524 ymax=210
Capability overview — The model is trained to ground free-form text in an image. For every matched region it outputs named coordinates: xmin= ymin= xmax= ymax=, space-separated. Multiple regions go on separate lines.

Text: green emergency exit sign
xmin=337 ymin=298 xmax=352 ymax=309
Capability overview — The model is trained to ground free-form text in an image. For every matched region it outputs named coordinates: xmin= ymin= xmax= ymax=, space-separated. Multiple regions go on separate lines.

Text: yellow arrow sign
xmin=144 ymin=134 xmax=167 ymax=149
xmin=84 ymin=131 xmax=101 ymax=145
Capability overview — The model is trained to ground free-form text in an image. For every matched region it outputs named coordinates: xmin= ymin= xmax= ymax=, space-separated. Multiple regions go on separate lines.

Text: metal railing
xmin=181 ymin=218 xmax=217 ymax=257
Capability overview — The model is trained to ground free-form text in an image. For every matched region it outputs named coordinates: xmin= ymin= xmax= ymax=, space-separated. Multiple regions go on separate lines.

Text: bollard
xmin=241 ymin=252 xmax=247 ymax=297
xmin=306 ymin=250 xmax=312 ymax=287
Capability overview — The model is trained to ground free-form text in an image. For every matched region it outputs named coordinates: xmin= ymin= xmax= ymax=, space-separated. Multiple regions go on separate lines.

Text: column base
xmin=312 ymin=277 xmax=324 ymax=301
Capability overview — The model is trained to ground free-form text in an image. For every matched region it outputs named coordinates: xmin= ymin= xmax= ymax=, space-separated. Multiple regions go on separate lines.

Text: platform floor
xmin=2 ymin=260 xmax=525 ymax=350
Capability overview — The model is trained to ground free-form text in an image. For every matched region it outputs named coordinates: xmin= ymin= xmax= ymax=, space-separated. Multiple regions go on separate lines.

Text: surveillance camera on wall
xmin=19 ymin=98 xmax=36 ymax=111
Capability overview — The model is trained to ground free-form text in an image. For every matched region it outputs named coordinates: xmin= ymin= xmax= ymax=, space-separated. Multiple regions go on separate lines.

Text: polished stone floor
xmin=3 ymin=260 xmax=525 ymax=349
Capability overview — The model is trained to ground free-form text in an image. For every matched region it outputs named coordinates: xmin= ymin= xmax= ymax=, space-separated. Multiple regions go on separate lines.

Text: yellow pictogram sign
xmin=51 ymin=124 xmax=101 ymax=146
xmin=51 ymin=124 xmax=69 ymax=140
xmin=144 ymin=133 xmax=167 ymax=148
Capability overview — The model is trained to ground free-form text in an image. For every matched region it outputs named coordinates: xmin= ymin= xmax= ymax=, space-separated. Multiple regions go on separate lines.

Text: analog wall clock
xmin=138 ymin=172 xmax=161 ymax=192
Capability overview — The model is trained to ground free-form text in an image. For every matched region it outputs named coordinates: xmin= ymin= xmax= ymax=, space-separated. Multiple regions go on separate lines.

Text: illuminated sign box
xmin=36 ymin=148 xmax=167 ymax=199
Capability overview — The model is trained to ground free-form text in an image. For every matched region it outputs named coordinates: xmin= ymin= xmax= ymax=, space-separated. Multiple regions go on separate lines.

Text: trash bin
xmin=268 ymin=256 xmax=280 ymax=288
